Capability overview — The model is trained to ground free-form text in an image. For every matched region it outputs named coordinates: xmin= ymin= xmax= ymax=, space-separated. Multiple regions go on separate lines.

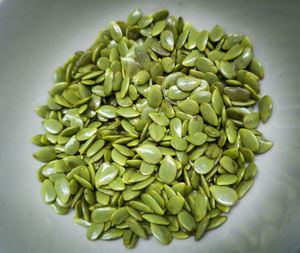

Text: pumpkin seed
xmin=259 ymin=95 xmax=273 ymax=123
xmin=210 ymin=185 xmax=238 ymax=206
xmin=151 ymin=223 xmax=172 ymax=245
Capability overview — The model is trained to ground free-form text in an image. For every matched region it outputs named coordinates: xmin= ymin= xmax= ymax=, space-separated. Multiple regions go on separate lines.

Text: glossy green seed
xmin=95 ymin=165 xmax=118 ymax=187
xmin=210 ymin=185 xmax=238 ymax=206
xmin=259 ymin=95 xmax=273 ymax=123
xmin=209 ymin=25 xmax=224 ymax=42
xmin=64 ymin=136 xmax=80 ymax=155
xmin=194 ymin=193 xmax=208 ymax=222
xmin=126 ymin=217 xmax=147 ymax=239
xmin=224 ymin=44 xmax=244 ymax=60
xmin=100 ymin=228 xmax=123 ymax=240
xmin=200 ymin=103 xmax=218 ymax=126
xmin=177 ymin=99 xmax=199 ymax=115
xmin=167 ymin=195 xmax=184 ymax=215
xmin=207 ymin=216 xmax=227 ymax=230
xmin=222 ymin=33 xmax=244 ymax=50
xmin=160 ymin=30 xmax=174 ymax=51
xmin=237 ymin=179 xmax=254 ymax=198
xmin=212 ymin=88 xmax=223 ymax=116
xmin=133 ymin=70 xmax=150 ymax=85
xmin=195 ymin=57 xmax=218 ymax=73
xmin=182 ymin=51 xmax=203 ymax=67
xmin=92 ymin=207 xmax=116 ymax=223
xmin=256 ymin=136 xmax=273 ymax=154
xmin=33 ymin=146 xmax=56 ymax=162
xmin=224 ymin=86 xmax=251 ymax=101
xmin=110 ymin=22 xmax=123 ymax=42
xmin=250 ymin=58 xmax=264 ymax=79
xmin=219 ymin=60 xmax=236 ymax=79
xmin=171 ymin=136 xmax=188 ymax=151
xmin=76 ymin=128 xmax=97 ymax=141
xmin=127 ymin=8 xmax=142 ymax=26
xmin=42 ymin=119 xmax=63 ymax=134
xmin=87 ymin=223 xmax=104 ymax=240
xmin=177 ymin=76 xmax=200 ymax=91
xmin=176 ymin=30 xmax=189 ymax=49
xmin=148 ymin=86 xmax=163 ymax=108
xmin=136 ymin=144 xmax=162 ymax=164
xmin=194 ymin=156 xmax=214 ymax=175
xmin=233 ymin=47 xmax=252 ymax=70
xmin=186 ymin=132 xmax=207 ymax=146
xmin=239 ymin=128 xmax=259 ymax=152
xmin=217 ymin=174 xmax=238 ymax=185
xmin=117 ymin=107 xmax=140 ymax=118
xmin=177 ymin=210 xmax=197 ymax=232
xmin=41 ymin=179 xmax=56 ymax=204
xmin=142 ymin=214 xmax=169 ymax=225
xmin=152 ymin=20 xmax=166 ymax=36
xmin=196 ymin=30 xmax=209 ymax=51
xmin=151 ymin=223 xmax=172 ymax=245
xmin=141 ymin=193 xmax=164 ymax=215
xmin=149 ymin=112 xmax=170 ymax=126
xmin=220 ymin=156 xmax=238 ymax=174
xmin=243 ymin=113 xmax=260 ymax=129
xmin=195 ymin=216 xmax=209 ymax=240
xmin=158 ymin=155 xmax=177 ymax=184
xmin=55 ymin=178 xmax=70 ymax=203
xmin=225 ymin=119 xmax=237 ymax=144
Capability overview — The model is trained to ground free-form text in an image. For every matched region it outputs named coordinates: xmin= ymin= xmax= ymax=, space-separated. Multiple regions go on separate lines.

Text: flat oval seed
xmin=196 ymin=30 xmax=209 ymax=51
xmin=167 ymin=195 xmax=184 ymax=214
xmin=225 ymin=119 xmax=237 ymax=144
xmin=195 ymin=216 xmax=209 ymax=240
xmin=194 ymin=193 xmax=208 ymax=222
xmin=110 ymin=22 xmax=123 ymax=42
xmin=92 ymin=207 xmax=116 ymax=223
xmin=177 ymin=210 xmax=197 ymax=232
xmin=177 ymin=100 xmax=199 ymax=115
xmin=87 ymin=223 xmax=104 ymax=241
xmin=177 ymin=76 xmax=200 ymax=91
xmin=76 ymin=128 xmax=97 ymax=141
xmin=33 ymin=146 xmax=56 ymax=162
xmin=233 ymin=47 xmax=253 ymax=70
xmin=117 ymin=107 xmax=140 ymax=118
xmin=111 ymin=207 xmax=129 ymax=225
xmin=136 ymin=144 xmax=162 ymax=164
xmin=237 ymin=179 xmax=254 ymax=198
xmin=64 ymin=136 xmax=80 ymax=155
xmin=55 ymin=178 xmax=70 ymax=203
xmin=194 ymin=156 xmax=215 ymax=174
xmin=160 ymin=30 xmax=175 ymax=51
xmin=126 ymin=217 xmax=147 ymax=239
xmin=149 ymin=112 xmax=170 ymax=126
xmin=212 ymin=88 xmax=223 ymax=115
xmin=182 ymin=51 xmax=204 ymax=67
xmin=224 ymin=86 xmax=251 ymax=101
xmin=207 ymin=216 xmax=227 ymax=230
xmin=219 ymin=61 xmax=237 ymax=79
xmin=224 ymin=44 xmax=244 ymax=60
xmin=210 ymin=185 xmax=238 ymax=206
xmin=243 ymin=113 xmax=260 ymax=129
xmin=239 ymin=128 xmax=259 ymax=152
xmin=209 ymin=25 xmax=225 ymax=42
xmin=217 ymin=174 xmax=238 ymax=185
xmin=42 ymin=119 xmax=63 ymax=134
xmin=250 ymin=58 xmax=264 ymax=79
xmin=195 ymin=57 xmax=218 ymax=73
xmin=141 ymin=193 xmax=164 ymax=215
xmin=158 ymin=155 xmax=177 ymax=184
xmin=256 ymin=136 xmax=273 ymax=154
xmin=220 ymin=156 xmax=238 ymax=174
xmin=186 ymin=132 xmax=207 ymax=146
xmin=127 ymin=8 xmax=142 ymax=25
xmin=142 ymin=214 xmax=169 ymax=225
xmin=259 ymin=95 xmax=273 ymax=123
xmin=171 ymin=136 xmax=188 ymax=151
xmin=166 ymin=86 xmax=190 ymax=100
xmin=148 ymin=86 xmax=163 ymax=108
xmin=151 ymin=223 xmax=172 ymax=245
xmin=41 ymin=179 xmax=56 ymax=204
xmin=152 ymin=20 xmax=166 ymax=36
xmin=87 ymin=139 xmax=105 ymax=157
xmin=149 ymin=123 xmax=165 ymax=142
xmin=200 ymin=103 xmax=218 ymax=126
xmin=95 ymin=165 xmax=118 ymax=187
xmin=100 ymin=228 xmax=123 ymax=240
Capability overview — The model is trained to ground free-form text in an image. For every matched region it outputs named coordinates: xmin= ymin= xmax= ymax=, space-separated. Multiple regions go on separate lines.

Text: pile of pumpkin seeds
xmin=32 ymin=8 xmax=273 ymax=248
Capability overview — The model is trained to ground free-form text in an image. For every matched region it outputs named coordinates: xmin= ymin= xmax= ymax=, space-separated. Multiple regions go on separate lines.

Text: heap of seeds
xmin=32 ymin=8 xmax=273 ymax=248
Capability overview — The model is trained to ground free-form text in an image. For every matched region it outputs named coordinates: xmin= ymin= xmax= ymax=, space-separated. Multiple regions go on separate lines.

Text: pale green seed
xmin=110 ymin=22 xmax=123 ymax=42
xmin=149 ymin=123 xmax=165 ymax=142
xmin=200 ymin=103 xmax=218 ymax=126
xmin=160 ymin=30 xmax=175 ymax=51
xmin=142 ymin=214 xmax=169 ymax=225
xmin=207 ymin=216 xmax=227 ymax=230
xmin=195 ymin=216 xmax=209 ymax=240
xmin=133 ymin=70 xmax=150 ymax=85
xmin=177 ymin=76 xmax=200 ymax=91
xmin=186 ymin=132 xmax=207 ymax=146
xmin=33 ymin=146 xmax=56 ymax=162
xmin=225 ymin=119 xmax=237 ymax=144
xmin=177 ymin=100 xmax=199 ymax=115
xmin=239 ymin=128 xmax=259 ymax=152
xmin=127 ymin=8 xmax=142 ymax=26
xmin=196 ymin=30 xmax=209 ymax=51
xmin=256 ymin=136 xmax=273 ymax=154
xmin=217 ymin=174 xmax=238 ymax=185
xmin=182 ymin=51 xmax=204 ymax=67
xmin=150 ymin=223 xmax=172 ymax=245
xmin=95 ymin=165 xmax=118 ymax=187
xmin=87 ymin=223 xmax=104 ymax=241
xmin=149 ymin=112 xmax=170 ymax=126
xmin=167 ymin=195 xmax=184 ymax=214
xmin=166 ymin=86 xmax=190 ymax=100
xmin=243 ymin=113 xmax=260 ymax=129
xmin=224 ymin=44 xmax=244 ymax=60
xmin=195 ymin=57 xmax=218 ymax=73
xmin=136 ymin=144 xmax=162 ymax=164
xmin=64 ymin=136 xmax=80 ymax=155
xmin=41 ymin=179 xmax=56 ymax=204
xmin=152 ymin=20 xmax=166 ymax=36
xmin=210 ymin=185 xmax=238 ymax=206
xmin=76 ymin=127 xmax=97 ymax=141
xmin=177 ymin=210 xmax=197 ymax=232
xmin=220 ymin=156 xmax=238 ymax=174
xmin=259 ymin=95 xmax=273 ymax=123
xmin=171 ymin=136 xmax=188 ymax=151
xmin=233 ymin=47 xmax=253 ymax=70
xmin=209 ymin=25 xmax=224 ymax=42
xmin=158 ymin=155 xmax=177 ymax=184
xmin=219 ymin=60 xmax=237 ymax=79
xmin=237 ymin=179 xmax=254 ymax=198
xmin=250 ymin=58 xmax=264 ymax=79
xmin=194 ymin=156 xmax=215 ymax=174
xmin=147 ymin=86 xmax=163 ymax=108
xmin=212 ymin=88 xmax=223 ymax=115
xmin=100 ymin=228 xmax=123 ymax=240
xmin=55 ymin=178 xmax=71 ymax=204
xmin=141 ymin=193 xmax=164 ymax=215
xmin=194 ymin=193 xmax=208 ymax=222
xmin=117 ymin=107 xmax=140 ymax=118
xmin=92 ymin=207 xmax=116 ymax=223
xmin=42 ymin=119 xmax=63 ymax=134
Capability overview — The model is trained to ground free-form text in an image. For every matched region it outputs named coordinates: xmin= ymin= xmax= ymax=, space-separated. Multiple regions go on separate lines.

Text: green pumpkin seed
xmin=243 ymin=113 xmax=260 ymax=129
xmin=259 ymin=95 xmax=273 ymax=123
xmin=182 ymin=51 xmax=204 ymax=67
xmin=233 ymin=47 xmax=252 ymax=70
xmin=217 ymin=174 xmax=238 ymax=185
xmin=76 ymin=127 xmax=97 ymax=141
xmin=195 ymin=216 xmax=209 ymax=240
xmin=158 ymin=155 xmax=177 ymax=184
xmin=209 ymin=25 xmax=224 ymax=42
xmin=210 ymin=185 xmax=238 ymax=206
xmin=92 ymin=207 xmax=116 ymax=223
xmin=195 ymin=57 xmax=218 ymax=73
xmin=177 ymin=210 xmax=197 ymax=232
xmin=33 ymin=146 xmax=56 ymax=162
xmin=55 ymin=178 xmax=71 ymax=203
xmin=177 ymin=100 xmax=199 ymax=115
xmin=127 ymin=8 xmax=142 ymax=26
xmin=237 ymin=179 xmax=254 ymax=198
xmin=141 ymin=193 xmax=164 ymax=215
xmin=41 ymin=179 xmax=56 ymax=204
xmin=87 ymin=223 xmax=104 ymax=240
xmin=147 ymin=86 xmax=163 ymax=108
xmin=95 ymin=165 xmax=118 ymax=187
xmin=151 ymin=223 xmax=172 ymax=245
xmin=186 ymin=132 xmax=207 ymax=146
xmin=149 ymin=112 xmax=170 ymax=126
xmin=224 ymin=44 xmax=244 ymax=60
xmin=219 ymin=60 xmax=236 ymax=79
xmin=256 ymin=136 xmax=273 ymax=154
xmin=100 ymin=228 xmax=123 ymax=240
xmin=194 ymin=156 xmax=214 ymax=175
xmin=171 ymin=136 xmax=188 ymax=151
xmin=43 ymin=119 xmax=63 ymax=134
xmin=200 ymin=103 xmax=218 ymax=126
xmin=160 ymin=30 xmax=174 ymax=51
xmin=196 ymin=30 xmax=209 ymax=51
xmin=224 ymin=86 xmax=251 ymax=101
xmin=207 ymin=216 xmax=227 ymax=230
xmin=239 ymin=128 xmax=259 ymax=152
xmin=136 ymin=144 xmax=162 ymax=164
xmin=167 ymin=195 xmax=184 ymax=214
xmin=177 ymin=76 xmax=200 ymax=91
xmin=194 ymin=193 xmax=208 ymax=222
xmin=126 ymin=217 xmax=147 ymax=239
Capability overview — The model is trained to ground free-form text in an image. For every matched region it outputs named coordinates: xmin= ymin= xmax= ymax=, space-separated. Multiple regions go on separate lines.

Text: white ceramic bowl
xmin=0 ymin=0 xmax=299 ymax=252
